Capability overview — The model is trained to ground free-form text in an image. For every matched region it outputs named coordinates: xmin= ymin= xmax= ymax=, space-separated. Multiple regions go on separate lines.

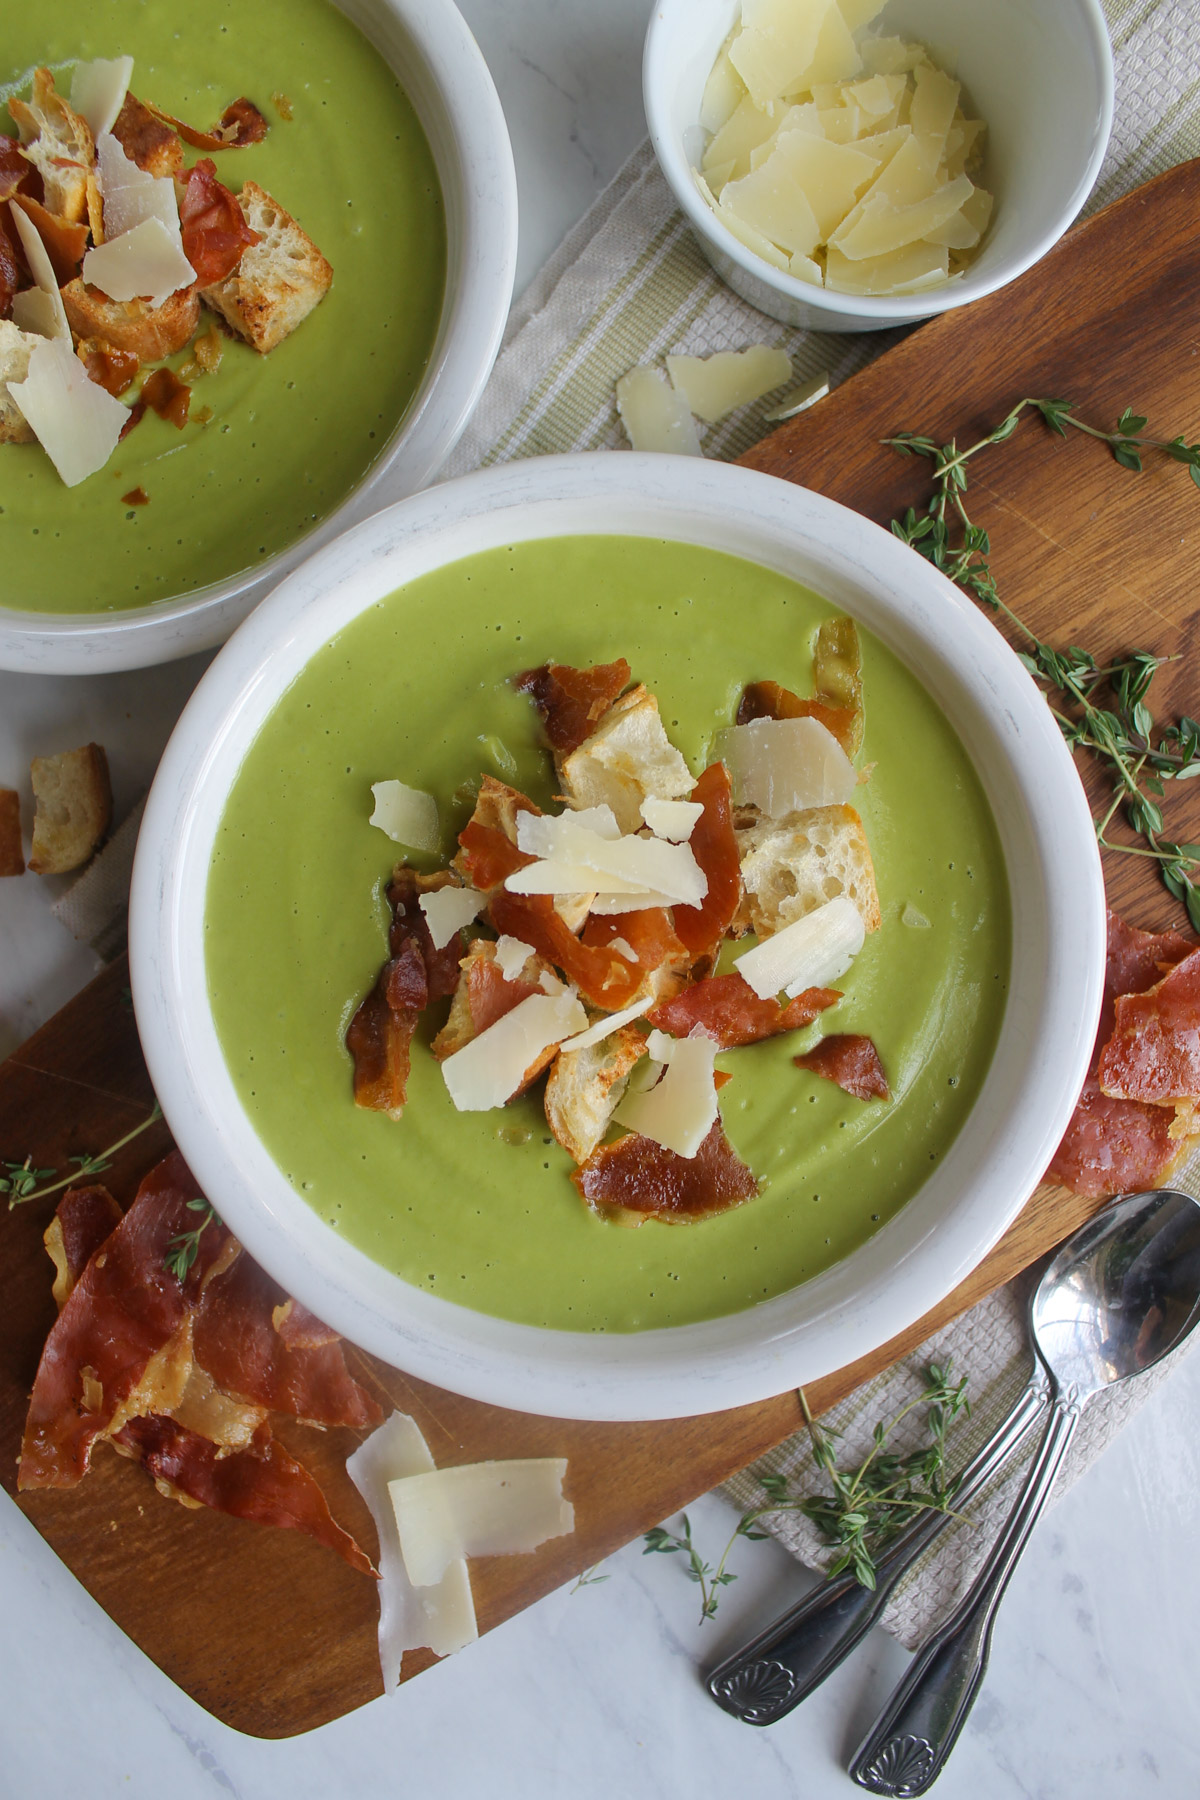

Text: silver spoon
xmin=706 ymin=1367 xmax=1050 ymax=1725
xmin=850 ymin=1186 xmax=1200 ymax=1795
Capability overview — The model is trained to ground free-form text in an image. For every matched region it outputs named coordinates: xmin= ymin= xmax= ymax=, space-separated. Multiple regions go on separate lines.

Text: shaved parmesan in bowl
xmin=369 ymin=779 xmax=439 ymax=850
xmin=714 ymin=714 xmax=856 ymax=812
xmin=8 ymin=337 xmax=128 ymax=488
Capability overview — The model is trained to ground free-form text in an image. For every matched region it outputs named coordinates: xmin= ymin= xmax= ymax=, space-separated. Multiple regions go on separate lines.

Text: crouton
xmin=8 ymin=68 xmax=95 ymax=225
xmin=545 ymin=1026 xmax=646 ymax=1165
xmin=0 ymin=319 xmax=39 ymax=444
xmin=559 ymin=685 xmax=696 ymax=833
xmin=736 ymin=803 xmax=881 ymax=938
xmin=28 ymin=745 xmax=112 ymax=876
xmin=199 ymin=181 xmax=332 ymax=353
xmin=60 ymin=280 xmax=200 ymax=361
xmin=111 ymin=92 xmax=185 ymax=179
xmin=0 ymin=789 xmax=24 ymax=877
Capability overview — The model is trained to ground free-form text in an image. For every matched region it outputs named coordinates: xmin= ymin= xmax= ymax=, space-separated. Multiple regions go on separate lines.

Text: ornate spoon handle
xmin=706 ymin=1372 xmax=1047 ymax=1727
xmin=849 ymin=1393 xmax=1080 ymax=1795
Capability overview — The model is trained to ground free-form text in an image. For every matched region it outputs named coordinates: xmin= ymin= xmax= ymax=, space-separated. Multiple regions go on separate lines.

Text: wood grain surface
xmin=3 ymin=160 xmax=1199 ymax=1740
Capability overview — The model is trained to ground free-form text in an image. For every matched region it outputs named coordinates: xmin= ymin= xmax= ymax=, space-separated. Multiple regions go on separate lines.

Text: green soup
xmin=0 ymin=0 xmax=445 ymax=613
xmin=205 ymin=536 xmax=1011 ymax=1332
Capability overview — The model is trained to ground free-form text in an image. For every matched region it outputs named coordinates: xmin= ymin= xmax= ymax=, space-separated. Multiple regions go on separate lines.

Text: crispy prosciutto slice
xmin=179 ymin=157 xmax=261 ymax=284
xmin=572 ymin=1119 xmax=758 ymax=1221
xmin=1097 ymin=946 xmax=1200 ymax=1106
xmin=1049 ymin=910 xmax=1198 ymax=1196
xmin=794 ymin=1034 xmax=890 ymax=1101
xmin=671 ymin=762 xmax=742 ymax=964
xmin=43 ymin=1183 xmax=123 ymax=1309
xmin=142 ymin=95 xmax=268 ymax=151
xmin=736 ymin=618 xmax=864 ymax=758
xmin=516 ymin=658 xmax=631 ymax=755
xmin=649 ymin=971 xmax=838 ymax=1047
xmin=0 ymin=135 xmax=34 ymax=202
xmin=1046 ymin=1079 xmax=1190 ymax=1198
xmin=490 ymin=889 xmax=646 ymax=1010
xmin=348 ymin=869 xmax=470 ymax=1117
xmin=192 ymin=1254 xmax=381 ymax=1429
xmin=9 ymin=192 xmax=88 ymax=285
xmin=116 ymin=1415 xmax=376 ymax=1577
xmin=19 ymin=1152 xmax=232 ymax=1490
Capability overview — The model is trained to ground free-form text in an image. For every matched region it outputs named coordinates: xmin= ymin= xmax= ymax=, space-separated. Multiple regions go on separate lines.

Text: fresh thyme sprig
xmin=642 ymin=1363 xmax=969 ymax=1623
xmin=569 ymin=1563 xmax=611 ymax=1593
xmin=888 ymin=398 xmax=1200 ymax=928
xmin=793 ymin=1362 xmax=970 ymax=1588
xmin=1 ymin=1102 xmax=163 ymax=1211
xmin=643 ymin=1510 xmax=762 ymax=1623
xmin=164 ymin=1198 xmax=218 ymax=1281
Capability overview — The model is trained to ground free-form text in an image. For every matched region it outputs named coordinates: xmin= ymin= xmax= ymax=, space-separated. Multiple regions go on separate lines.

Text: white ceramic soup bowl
xmin=0 ymin=0 xmax=516 ymax=676
xmin=643 ymin=0 xmax=1114 ymax=333
xmin=130 ymin=452 xmax=1104 ymax=1422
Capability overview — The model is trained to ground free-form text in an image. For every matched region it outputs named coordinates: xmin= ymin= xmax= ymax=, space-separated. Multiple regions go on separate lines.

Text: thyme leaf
xmin=887 ymin=398 xmax=1200 ymax=923
xmin=164 ymin=1198 xmax=217 ymax=1281
xmin=1 ymin=1103 xmax=163 ymax=1211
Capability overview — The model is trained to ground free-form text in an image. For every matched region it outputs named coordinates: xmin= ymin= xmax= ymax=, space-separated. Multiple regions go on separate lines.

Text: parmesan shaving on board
xmin=345 ymin=1412 xmax=477 ymax=1680
xmin=388 ymin=1459 xmax=574 ymax=1588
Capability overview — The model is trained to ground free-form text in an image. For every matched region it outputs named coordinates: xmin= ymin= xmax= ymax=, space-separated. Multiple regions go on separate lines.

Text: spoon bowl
xmin=1031 ymin=1188 xmax=1200 ymax=1395
xmin=852 ymin=1187 xmax=1200 ymax=1794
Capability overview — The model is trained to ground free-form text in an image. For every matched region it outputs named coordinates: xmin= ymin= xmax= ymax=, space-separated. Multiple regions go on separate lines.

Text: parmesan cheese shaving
xmin=585 ymin=890 xmax=677 ymax=914
xmin=369 ymin=780 xmax=439 ymax=851
xmin=494 ymin=936 xmax=536 ymax=981
xmin=441 ymin=991 xmax=587 ymax=1111
xmin=640 ymin=796 xmax=704 ymax=841
xmin=70 ymin=56 xmax=134 ymax=138
xmin=558 ymin=996 xmax=655 ymax=1053
xmin=512 ymin=811 xmax=707 ymax=907
xmin=418 ymin=885 xmax=484 ymax=951
xmin=345 ymin=1412 xmax=477 ymax=1677
xmin=7 ymin=208 xmax=70 ymax=341
xmin=734 ymin=893 xmax=864 ymax=999
xmin=693 ymin=3 xmax=992 ymax=295
xmin=96 ymin=131 xmax=181 ymax=239
xmin=612 ymin=1032 xmax=719 ymax=1158
xmin=81 ymin=216 xmax=198 ymax=309
xmin=388 ymin=1459 xmax=574 ymax=1588
xmin=665 ymin=346 xmax=792 ymax=422
xmin=714 ymin=715 xmax=856 ymax=815
xmin=615 ymin=365 xmax=703 ymax=456
xmin=8 ymin=337 xmax=128 ymax=487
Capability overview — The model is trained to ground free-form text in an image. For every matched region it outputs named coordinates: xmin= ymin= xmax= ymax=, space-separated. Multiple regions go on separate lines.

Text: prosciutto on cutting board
xmin=19 ymin=1153 xmax=378 ymax=1576
xmin=1048 ymin=912 xmax=1200 ymax=1197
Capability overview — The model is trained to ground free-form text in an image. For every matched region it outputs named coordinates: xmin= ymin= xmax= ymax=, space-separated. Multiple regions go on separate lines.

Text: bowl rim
xmin=0 ymin=0 xmax=518 ymax=675
xmin=129 ymin=451 xmax=1105 ymax=1421
xmin=642 ymin=0 xmax=1115 ymax=325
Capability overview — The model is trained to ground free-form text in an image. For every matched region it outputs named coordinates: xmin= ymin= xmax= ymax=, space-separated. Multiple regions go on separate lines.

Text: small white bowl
xmin=644 ymin=0 xmax=1114 ymax=333
xmin=130 ymin=453 xmax=1104 ymax=1422
xmin=0 ymin=0 xmax=517 ymax=676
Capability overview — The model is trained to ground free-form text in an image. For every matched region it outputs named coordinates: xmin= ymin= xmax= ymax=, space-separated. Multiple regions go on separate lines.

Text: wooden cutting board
xmin=3 ymin=161 xmax=1200 ymax=1741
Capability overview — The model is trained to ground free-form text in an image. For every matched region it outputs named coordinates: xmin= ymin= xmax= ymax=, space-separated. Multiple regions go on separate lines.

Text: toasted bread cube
xmin=545 ymin=1026 xmax=647 ymax=1164
xmin=9 ymin=68 xmax=95 ymax=224
xmin=111 ymin=92 xmax=184 ymax=179
xmin=560 ymin=685 xmax=695 ymax=833
xmin=0 ymin=319 xmax=40 ymax=444
xmin=61 ymin=279 xmax=200 ymax=362
xmin=28 ymin=744 xmax=112 ymax=875
xmin=199 ymin=181 xmax=332 ymax=354
xmin=736 ymin=802 xmax=881 ymax=938
xmin=0 ymin=789 xmax=24 ymax=877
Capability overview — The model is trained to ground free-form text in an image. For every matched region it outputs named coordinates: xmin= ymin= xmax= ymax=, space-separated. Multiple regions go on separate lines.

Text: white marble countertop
xmin=3 ymin=3 xmax=1200 ymax=1794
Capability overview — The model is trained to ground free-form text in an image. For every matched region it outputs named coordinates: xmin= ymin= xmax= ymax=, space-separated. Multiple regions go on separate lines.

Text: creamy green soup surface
xmin=1 ymin=0 xmax=445 ymax=614
xmin=205 ymin=536 xmax=1012 ymax=1333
